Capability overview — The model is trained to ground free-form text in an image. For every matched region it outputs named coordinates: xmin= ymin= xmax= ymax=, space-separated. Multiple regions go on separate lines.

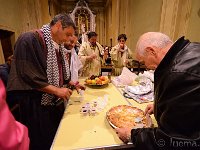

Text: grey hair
xmin=50 ymin=13 xmax=76 ymax=30
xmin=136 ymin=32 xmax=173 ymax=57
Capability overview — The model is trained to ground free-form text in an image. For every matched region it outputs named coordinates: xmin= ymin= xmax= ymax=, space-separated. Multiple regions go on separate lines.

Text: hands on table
xmin=115 ymin=127 xmax=132 ymax=144
xmin=144 ymin=104 xmax=154 ymax=115
xmin=115 ymin=104 xmax=154 ymax=143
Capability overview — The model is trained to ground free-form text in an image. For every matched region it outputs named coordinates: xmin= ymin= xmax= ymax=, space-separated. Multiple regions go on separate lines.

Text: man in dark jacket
xmin=115 ymin=32 xmax=200 ymax=150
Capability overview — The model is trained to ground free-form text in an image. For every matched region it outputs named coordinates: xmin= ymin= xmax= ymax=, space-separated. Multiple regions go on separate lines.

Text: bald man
xmin=115 ymin=32 xmax=200 ymax=150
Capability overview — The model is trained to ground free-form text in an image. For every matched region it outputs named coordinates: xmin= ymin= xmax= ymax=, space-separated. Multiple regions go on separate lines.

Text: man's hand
xmin=69 ymin=81 xmax=86 ymax=92
xmin=75 ymin=84 xmax=86 ymax=91
xmin=87 ymin=54 xmax=97 ymax=61
xmin=144 ymin=104 xmax=154 ymax=115
xmin=55 ymin=88 xmax=73 ymax=101
xmin=39 ymin=85 xmax=73 ymax=102
xmin=124 ymin=59 xmax=129 ymax=64
xmin=115 ymin=127 xmax=132 ymax=144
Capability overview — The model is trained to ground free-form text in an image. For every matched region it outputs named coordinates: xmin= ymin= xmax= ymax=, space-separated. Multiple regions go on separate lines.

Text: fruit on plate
xmin=85 ymin=75 xmax=110 ymax=85
xmin=99 ymin=76 xmax=105 ymax=81
xmin=89 ymin=75 xmax=98 ymax=80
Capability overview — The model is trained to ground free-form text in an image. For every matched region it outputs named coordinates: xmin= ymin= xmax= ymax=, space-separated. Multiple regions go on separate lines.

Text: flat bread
xmin=107 ymin=105 xmax=151 ymax=128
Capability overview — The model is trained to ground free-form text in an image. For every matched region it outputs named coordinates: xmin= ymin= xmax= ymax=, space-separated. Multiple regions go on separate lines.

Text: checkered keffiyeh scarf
xmin=41 ymin=24 xmax=70 ymax=105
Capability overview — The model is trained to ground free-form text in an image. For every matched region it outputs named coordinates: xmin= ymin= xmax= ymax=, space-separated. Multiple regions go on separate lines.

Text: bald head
xmin=136 ymin=32 xmax=173 ymax=69
xmin=136 ymin=32 xmax=172 ymax=57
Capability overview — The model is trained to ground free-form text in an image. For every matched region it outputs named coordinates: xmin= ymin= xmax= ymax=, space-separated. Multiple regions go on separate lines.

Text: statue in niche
xmin=78 ymin=15 xmax=86 ymax=34
xmin=78 ymin=14 xmax=89 ymax=43
xmin=70 ymin=0 xmax=96 ymax=43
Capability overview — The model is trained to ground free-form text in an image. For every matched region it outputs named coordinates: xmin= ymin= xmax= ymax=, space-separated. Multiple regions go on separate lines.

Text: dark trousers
xmin=8 ymin=91 xmax=65 ymax=150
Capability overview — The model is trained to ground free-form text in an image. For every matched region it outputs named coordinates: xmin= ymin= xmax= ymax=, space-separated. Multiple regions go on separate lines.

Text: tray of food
xmin=85 ymin=75 xmax=110 ymax=86
xmin=106 ymin=105 xmax=152 ymax=129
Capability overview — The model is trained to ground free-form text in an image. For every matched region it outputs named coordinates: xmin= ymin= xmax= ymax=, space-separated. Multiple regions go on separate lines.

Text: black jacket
xmin=131 ymin=37 xmax=200 ymax=150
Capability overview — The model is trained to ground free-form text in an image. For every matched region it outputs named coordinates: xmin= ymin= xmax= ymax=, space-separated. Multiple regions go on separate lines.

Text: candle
xmin=78 ymin=15 xmax=80 ymax=34
xmin=86 ymin=17 xmax=88 ymax=31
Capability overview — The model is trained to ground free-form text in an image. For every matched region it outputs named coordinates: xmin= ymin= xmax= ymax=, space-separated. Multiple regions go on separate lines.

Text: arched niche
xmin=70 ymin=0 xmax=96 ymax=36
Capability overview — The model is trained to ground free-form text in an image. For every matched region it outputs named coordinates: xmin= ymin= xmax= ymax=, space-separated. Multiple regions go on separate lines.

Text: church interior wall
xmin=0 ymin=0 xmax=51 ymax=64
xmin=186 ymin=0 xmax=200 ymax=42
xmin=105 ymin=0 xmax=162 ymax=57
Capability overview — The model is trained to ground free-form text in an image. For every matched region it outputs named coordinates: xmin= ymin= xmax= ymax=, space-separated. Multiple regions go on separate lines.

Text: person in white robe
xmin=78 ymin=32 xmax=104 ymax=77
xmin=110 ymin=34 xmax=133 ymax=76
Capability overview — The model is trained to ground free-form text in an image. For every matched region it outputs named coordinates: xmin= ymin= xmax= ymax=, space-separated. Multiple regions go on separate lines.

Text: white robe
xmin=110 ymin=44 xmax=133 ymax=76
xmin=78 ymin=41 xmax=104 ymax=77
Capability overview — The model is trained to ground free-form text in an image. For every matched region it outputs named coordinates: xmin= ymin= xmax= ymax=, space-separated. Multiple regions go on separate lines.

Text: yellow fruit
xmin=91 ymin=80 xmax=96 ymax=85
xmin=86 ymin=79 xmax=92 ymax=84
xmin=95 ymin=77 xmax=99 ymax=81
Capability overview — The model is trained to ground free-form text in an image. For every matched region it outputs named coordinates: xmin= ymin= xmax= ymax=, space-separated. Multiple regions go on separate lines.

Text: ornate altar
xmin=70 ymin=0 xmax=96 ymax=37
